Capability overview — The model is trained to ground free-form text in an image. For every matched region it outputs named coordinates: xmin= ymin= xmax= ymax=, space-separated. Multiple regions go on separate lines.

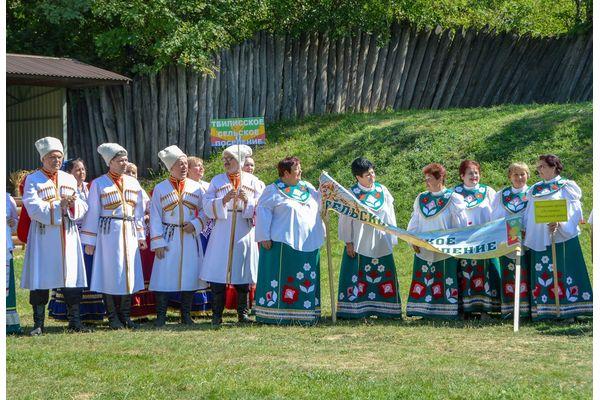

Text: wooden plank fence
xmin=68 ymin=23 xmax=593 ymax=177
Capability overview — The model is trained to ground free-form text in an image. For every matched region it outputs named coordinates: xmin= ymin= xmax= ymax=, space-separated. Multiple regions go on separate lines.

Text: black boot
xmin=211 ymin=284 xmax=225 ymax=327
xmin=154 ymin=292 xmax=168 ymax=328
xmin=104 ymin=294 xmax=124 ymax=330
xmin=119 ymin=295 xmax=139 ymax=329
xmin=180 ymin=291 xmax=195 ymax=325
xmin=29 ymin=290 xmax=48 ymax=336
xmin=235 ymin=285 xmax=252 ymax=323
xmin=30 ymin=304 xmax=46 ymax=336
xmin=66 ymin=303 xmax=91 ymax=333
xmin=64 ymin=288 xmax=91 ymax=333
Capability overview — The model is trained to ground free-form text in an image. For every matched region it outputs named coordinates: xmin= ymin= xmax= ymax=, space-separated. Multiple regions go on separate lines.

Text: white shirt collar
xmin=463 ymin=183 xmax=480 ymax=190
xmin=357 ymin=182 xmax=374 ymax=191
xmin=543 ymin=175 xmax=561 ymax=184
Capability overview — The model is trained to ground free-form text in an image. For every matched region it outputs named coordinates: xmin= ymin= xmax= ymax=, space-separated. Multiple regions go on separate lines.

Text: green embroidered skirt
xmin=7 ymin=258 xmax=22 ymax=334
xmin=255 ymin=241 xmax=321 ymax=325
xmin=336 ymin=252 xmax=401 ymax=319
xmin=529 ymin=237 xmax=592 ymax=321
xmin=499 ymin=251 xmax=530 ymax=318
xmin=406 ymin=256 xmax=460 ymax=320
xmin=458 ymin=257 xmax=502 ymax=313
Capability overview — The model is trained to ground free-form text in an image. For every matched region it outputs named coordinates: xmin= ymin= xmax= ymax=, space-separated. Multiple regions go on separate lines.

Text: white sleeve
xmin=449 ymin=193 xmax=468 ymax=228
xmin=203 ymin=180 xmax=228 ymax=220
xmin=407 ymin=196 xmax=420 ymax=232
xmin=134 ymin=185 xmax=146 ymax=241
xmin=80 ymin=181 xmax=100 ymax=246
xmin=559 ymin=181 xmax=583 ymax=237
xmin=8 ymin=195 xmax=18 ymax=233
xmin=490 ymin=189 xmax=504 ymax=220
xmin=149 ymin=187 xmax=167 ymax=250
xmin=482 ymin=186 xmax=497 ymax=222
xmin=338 ymin=214 xmax=354 ymax=244
xmin=241 ymin=183 xmax=260 ymax=219
xmin=255 ymin=188 xmax=275 ymax=243
xmin=385 ymin=188 xmax=398 ymax=246
xmin=67 ymin=191 xmax=88 ymax=222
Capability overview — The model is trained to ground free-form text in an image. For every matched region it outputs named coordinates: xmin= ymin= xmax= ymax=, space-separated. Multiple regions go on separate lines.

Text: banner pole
xmin=324 ymin=211 xmax=337 ymax=324
xmin=551 ymin=231 xmax=561 ymax=317
xmin=513 ymin=246 xmax=522 ymax=332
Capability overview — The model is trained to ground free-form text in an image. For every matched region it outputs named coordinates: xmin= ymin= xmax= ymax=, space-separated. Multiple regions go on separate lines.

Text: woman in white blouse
xmin=522 ymin=154 xmax=592 ymax=321
xmin=406 ymin=163 xmax=467 ymax=320
xmin=254 ymin=156 xmax=325 ymax=325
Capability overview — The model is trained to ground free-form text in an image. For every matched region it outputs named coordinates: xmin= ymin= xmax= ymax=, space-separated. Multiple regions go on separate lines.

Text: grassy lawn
xmin=8 ymin=103 xmax=592 ymax=399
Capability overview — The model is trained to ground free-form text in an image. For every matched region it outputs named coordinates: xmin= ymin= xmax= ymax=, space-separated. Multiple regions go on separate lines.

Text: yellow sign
xmin=534 ymin=199 xmax=568 ymax=223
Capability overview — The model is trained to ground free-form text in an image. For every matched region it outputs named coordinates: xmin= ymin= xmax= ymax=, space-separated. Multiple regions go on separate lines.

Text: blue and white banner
xmin=319 ymin=171 xmax=521 ymax=259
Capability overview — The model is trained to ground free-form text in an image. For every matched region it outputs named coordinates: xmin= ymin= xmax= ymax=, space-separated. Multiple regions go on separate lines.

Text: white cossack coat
xmin=21 ymin=170 xmax=88 ymax=290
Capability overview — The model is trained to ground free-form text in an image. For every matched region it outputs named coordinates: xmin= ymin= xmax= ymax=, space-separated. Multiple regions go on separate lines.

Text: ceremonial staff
xmin=322 ymin=210 xmax=337 ymax=324
xmin=225 ymin=125 xmax=243 ymax=284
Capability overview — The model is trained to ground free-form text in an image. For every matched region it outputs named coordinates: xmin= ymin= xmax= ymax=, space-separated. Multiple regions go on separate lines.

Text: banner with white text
xmin=319 ymin=171 xmax=521 ymax=259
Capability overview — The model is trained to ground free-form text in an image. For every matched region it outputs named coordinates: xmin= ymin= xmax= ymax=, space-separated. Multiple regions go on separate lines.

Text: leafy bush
xmin=7 ymin=0 xmax=591 ymax=74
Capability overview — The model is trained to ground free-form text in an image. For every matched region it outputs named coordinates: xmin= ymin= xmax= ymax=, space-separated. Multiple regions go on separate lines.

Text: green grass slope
xmin=9 ymin=103 xmax=592 ymax=399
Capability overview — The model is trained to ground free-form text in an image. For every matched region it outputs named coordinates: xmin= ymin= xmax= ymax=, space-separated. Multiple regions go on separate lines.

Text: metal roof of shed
xmin=7 ymin=53 xmax=131 ymax=87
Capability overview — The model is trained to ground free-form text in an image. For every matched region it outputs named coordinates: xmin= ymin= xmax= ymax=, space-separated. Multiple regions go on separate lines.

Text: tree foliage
xmin=7 ymin=0 xmax=591 ymax=75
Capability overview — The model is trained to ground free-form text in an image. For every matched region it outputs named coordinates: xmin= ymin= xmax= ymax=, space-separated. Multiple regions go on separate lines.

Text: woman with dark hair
xmin=254 ymin=156 xmax=325 ymax=325
xmin=336 ymin=157 xmax=401 ymax=319
xmin=453 ymin=160 xmax=501 ymax=318
xmin=48 ymin=158 xmax=106 ymax=325
xmin=522 ymin=154 xmax=592 ymax=320
xmin=406 ymin=163 xmax=467 ymax=319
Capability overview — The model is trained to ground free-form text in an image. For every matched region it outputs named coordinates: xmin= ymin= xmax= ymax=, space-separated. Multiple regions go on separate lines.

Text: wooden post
xmin=513 ymin=246 xmax=522 ymax=332
xmin=323 ymin=210 xmax=336 ymax=324
xmin=551 ymin=232 xmax=561 ymax=317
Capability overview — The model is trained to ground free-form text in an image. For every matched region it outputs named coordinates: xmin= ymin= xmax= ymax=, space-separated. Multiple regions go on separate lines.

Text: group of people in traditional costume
xmin=406 ymin=158 xmax=592 ymax=321
xmin=7 ymin=135 xmax=592 ymax=335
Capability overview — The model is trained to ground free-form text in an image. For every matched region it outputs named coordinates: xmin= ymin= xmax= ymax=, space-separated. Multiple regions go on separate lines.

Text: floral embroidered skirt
xmin=254 ymin=241 xmax=321 ymax=325
xmin=458 ymin=257 xmax=501 ymax=314
xmin=6 ymin=258 xmax=22 ymax=334
xmin=48 ymin=249 xmax=105 ymax=323
xmin=406 ymin=256 xmax=460 ymax=320
xmin=499 ymin=251 xmax=530 ymax=319
xmin=336 ymin=252 xmax=401 ymax=319
xmin=529 ymin=237 xmax=592 ymax=321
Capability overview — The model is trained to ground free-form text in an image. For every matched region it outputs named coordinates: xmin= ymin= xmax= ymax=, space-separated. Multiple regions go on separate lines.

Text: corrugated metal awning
xmin=7 ymin=53 xmax=131 ymax=88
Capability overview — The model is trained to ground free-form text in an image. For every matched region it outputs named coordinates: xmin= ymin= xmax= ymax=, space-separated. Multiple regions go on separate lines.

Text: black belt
xmin=162 ymin=222 xmax=186 ymax=241
xmin=99 ymin=215 xmax=135 ymax=234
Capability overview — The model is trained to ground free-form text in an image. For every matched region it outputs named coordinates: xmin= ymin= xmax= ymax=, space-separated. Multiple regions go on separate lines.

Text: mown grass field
xmin=7 ymin=103 xmax=593 ymax=399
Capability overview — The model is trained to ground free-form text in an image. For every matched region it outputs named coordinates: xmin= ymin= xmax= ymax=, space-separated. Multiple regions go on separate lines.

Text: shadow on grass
xmin=531 ymin=318 xmax=593 ymax=337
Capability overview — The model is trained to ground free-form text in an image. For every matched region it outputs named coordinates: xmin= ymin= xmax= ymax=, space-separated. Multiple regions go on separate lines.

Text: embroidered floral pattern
xmin=419 ymin=189 xmax=453 ymax=218
xmin=275 ymin=179 xmax=310 ymax=203
xmin=530 ymin=179 xmax=567 ymax=198
xmin=351 ymin=182 xmax=385 ymax=211
xmin=454 ymin=184 xmax=488 ymax=208
xmin=500 ymin=186 xmax=529 ymax=214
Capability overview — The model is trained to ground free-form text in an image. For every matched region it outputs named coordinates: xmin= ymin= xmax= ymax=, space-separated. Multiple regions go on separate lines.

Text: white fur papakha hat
xmin=223 ymin=144 xmax=252 ymax=165
xmin=34 ymin=137 xmax=63 ymax=161
xmin=158 ymin=145 xmax=187 ymax=171
xmin=97 ymin=143 xmax=128 ymax=166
